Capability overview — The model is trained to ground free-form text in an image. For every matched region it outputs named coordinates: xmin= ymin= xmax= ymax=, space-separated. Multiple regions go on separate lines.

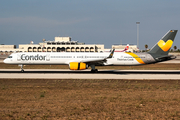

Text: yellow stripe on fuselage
xmin=125 ymin=52 xmax=145 ymax=64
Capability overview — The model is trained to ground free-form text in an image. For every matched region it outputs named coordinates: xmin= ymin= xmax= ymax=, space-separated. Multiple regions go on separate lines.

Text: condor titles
xmin=21 ymin=54 xmax=46 ymax=61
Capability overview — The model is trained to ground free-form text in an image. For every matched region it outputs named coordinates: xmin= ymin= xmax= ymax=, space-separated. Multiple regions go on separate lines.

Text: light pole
xmin=136 ymin=22 xmax=140 ymax=49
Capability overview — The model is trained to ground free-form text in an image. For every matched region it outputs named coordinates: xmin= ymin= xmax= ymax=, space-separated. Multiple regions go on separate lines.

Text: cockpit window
xmin=8 ymin=56 xmax=13 ymax=58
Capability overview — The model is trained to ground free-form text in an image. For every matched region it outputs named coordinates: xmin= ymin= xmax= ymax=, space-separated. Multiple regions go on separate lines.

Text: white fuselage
xmin=3 ymin=52 xmax=155 ymax=66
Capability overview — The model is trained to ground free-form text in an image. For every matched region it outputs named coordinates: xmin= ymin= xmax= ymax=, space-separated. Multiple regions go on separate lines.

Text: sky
xmin=0 ymin=0 xmax=180 ymax=50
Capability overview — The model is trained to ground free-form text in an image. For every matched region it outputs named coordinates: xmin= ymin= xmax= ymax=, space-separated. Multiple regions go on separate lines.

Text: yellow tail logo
xmin=158 ymin=39 xmax=173 ymax=52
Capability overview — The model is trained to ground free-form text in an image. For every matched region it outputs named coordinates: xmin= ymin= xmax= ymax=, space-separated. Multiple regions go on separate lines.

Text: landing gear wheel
xmin=91 ymin=69 xmax=98 ymax=73
xmin=19 ymin=64 xmax=24 ymax=73
xmin=21 ymin=69 xmax=24 ymax=73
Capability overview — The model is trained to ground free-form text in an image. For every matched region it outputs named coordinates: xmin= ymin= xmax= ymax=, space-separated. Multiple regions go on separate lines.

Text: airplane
xmin=3 ymin=30 xmax=178 ymax=73
xmin=116 ymin=44 xmax=130 ymax=52
xmin=104 ymin=44 xmax=129 ymax=52
xmin=121 ymin=44 xmax=129 ymax=52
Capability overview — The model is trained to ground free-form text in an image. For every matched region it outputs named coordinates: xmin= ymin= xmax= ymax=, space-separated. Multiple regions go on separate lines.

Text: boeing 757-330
xmin=3 ymin=30 xmax=178 ymax=72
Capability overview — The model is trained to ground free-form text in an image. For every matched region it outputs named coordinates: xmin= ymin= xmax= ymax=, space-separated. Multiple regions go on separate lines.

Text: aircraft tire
xmin=91 ymin=69 xmax=98 ymax=73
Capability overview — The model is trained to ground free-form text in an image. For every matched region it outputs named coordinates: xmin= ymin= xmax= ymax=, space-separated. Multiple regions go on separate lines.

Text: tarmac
xmin=0 ymin=69 xmax=180 ymax=80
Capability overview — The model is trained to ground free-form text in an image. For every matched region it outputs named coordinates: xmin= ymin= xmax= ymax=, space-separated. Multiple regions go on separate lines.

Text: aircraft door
xmin=146 ymin=54 xmax=151 ymax=61
xmin=17 ymin=54 xmax=21 ymax=61
xmin=46 ymin=54 xmax=50 ymax=61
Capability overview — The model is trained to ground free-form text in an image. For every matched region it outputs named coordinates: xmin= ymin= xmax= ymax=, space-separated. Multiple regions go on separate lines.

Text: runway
xmin=0 ymin=69 xmax=180 ymax=80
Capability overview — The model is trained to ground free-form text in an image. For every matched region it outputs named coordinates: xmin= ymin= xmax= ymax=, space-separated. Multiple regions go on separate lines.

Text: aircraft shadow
xmin=0 ymin=70 xmax=180 ymax=75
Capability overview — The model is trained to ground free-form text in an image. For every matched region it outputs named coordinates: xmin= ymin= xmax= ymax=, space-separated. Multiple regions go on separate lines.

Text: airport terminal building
xmin=0 ymin=37 xmax=138 ymax=55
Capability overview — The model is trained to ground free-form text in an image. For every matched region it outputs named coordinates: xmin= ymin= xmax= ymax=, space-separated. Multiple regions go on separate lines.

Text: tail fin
xmin=148 ymin=30 xmax=178 ymax=55
xmin=119 ymin=44 xmax=129 ymax=52
xmin=123 ymin=44 xmax=129 ymax=52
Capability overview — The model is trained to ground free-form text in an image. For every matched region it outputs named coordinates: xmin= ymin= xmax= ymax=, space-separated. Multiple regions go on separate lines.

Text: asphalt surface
xmin=0 ymin=69 xmax=180 ymax=80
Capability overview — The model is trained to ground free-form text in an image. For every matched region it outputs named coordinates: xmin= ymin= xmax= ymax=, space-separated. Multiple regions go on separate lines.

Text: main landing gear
xmin=91 ymin=69 xmax=98 ymax=73
xmin=90 ymin=65 xmax=98 ymax=73
xmin=18 ymin=64 xmax=24 ymax=72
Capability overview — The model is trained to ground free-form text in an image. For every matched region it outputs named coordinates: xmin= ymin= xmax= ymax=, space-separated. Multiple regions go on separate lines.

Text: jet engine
xmin=69 ymin=62 xmax=88 ymax=70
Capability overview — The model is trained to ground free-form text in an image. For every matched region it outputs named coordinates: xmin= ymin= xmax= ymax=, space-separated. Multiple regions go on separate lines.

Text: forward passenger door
xmin=46 ymin=54 xmax=50 ymax=61
xmin=17 ymin=54 xmax=21 ymax=61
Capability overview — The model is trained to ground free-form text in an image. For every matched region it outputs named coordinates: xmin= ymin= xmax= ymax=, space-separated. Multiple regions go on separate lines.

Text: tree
xmin=174 ymin=46 xmax=177 ymax=51
xmin=145 ymin=44 xmax=148 ymax=51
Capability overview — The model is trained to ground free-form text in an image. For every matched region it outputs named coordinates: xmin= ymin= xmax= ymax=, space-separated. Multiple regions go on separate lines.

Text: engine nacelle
xmin=69 ymin=62 xmax=88 ymax=70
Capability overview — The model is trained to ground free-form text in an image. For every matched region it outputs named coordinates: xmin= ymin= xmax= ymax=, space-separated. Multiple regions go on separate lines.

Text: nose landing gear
xmin=18 ymin=64 xmax=24 ymax=72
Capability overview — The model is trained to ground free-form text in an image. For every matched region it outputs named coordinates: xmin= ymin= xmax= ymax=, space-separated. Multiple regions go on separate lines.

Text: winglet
xmin=107 ymin=49 xmax=115 ymax=58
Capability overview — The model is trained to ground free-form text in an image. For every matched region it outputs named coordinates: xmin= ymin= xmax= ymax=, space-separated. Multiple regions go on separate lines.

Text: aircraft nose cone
xmin=3 ymin=59 xmax=7 ymax=63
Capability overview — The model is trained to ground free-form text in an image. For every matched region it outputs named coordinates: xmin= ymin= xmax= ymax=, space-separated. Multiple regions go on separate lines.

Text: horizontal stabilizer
xmin=155 ymin=55 xmax=176 ymax=62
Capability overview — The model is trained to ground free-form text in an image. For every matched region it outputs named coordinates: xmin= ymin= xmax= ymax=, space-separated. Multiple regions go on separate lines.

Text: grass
xmin=1 ymin=79 xmax=180 ymax=119
xmin=1 ymin=62 xmax=180 ymax=119
xmin=1 ymin=63 xmax=180 ymax=70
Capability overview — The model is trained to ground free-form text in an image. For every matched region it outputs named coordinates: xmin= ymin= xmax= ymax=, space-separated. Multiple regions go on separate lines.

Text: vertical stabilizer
xmin=148 ymin=30 xmax=178 ymax=55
